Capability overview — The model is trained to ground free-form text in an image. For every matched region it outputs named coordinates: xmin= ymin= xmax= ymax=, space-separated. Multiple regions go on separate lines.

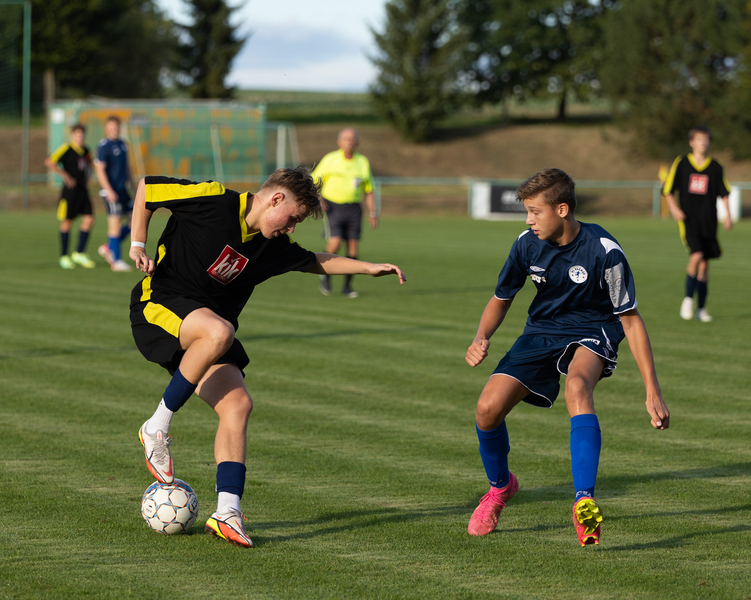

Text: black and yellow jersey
xmin=48 ymin=142 xmax=91 ymax=189
xmin=132 ymin=176 xmax=317 ymax=330
xmin=663 ymin=154 xmax=730 ymax=236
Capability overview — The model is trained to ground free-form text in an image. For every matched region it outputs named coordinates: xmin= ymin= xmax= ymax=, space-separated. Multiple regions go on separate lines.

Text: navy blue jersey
xmin=495 ymin=222 xmax=637 ymax=336
xmin=96 ymin=138 xmax=130 ymax=191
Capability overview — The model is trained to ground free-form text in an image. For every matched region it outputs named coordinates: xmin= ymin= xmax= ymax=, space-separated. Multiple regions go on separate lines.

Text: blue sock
xmin=685 ymin=274 xmax=697 ymax=298
xmin=216 ymin=461 xmax=246 ymax=498
xmin=77 ymin=230 xmax=90 ymax=253
xmin=119 ymin=224 xmax=131 ymax=242
xmin=697 ymin=280 xmax=708 ymax=309
xmin=162 ymin=368 xmax=197 ymax=412
xmin=60 ymin=231 xmax=69 ymax=255
xmin=108 ymin=236 xmax=120 ymax=261
xmin=570 ymin=414 xmax=601 ymax=502
xmin=476 ymin=422 xmax=510 ymax=488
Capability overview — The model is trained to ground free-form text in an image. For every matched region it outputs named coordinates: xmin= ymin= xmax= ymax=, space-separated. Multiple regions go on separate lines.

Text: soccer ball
xmin=141 ymin=479 xmax=199 ymax=535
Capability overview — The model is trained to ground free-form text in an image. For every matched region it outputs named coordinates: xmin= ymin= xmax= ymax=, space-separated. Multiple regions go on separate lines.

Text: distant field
xmin=1 ymin=212 xmax=749 ymax=599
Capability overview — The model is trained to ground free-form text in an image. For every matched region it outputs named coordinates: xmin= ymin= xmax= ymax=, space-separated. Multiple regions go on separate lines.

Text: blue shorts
xmin=100 ymin=188 xmax=132 ymax=217
xmin=492 ymin=331 xmax=621 ymax=408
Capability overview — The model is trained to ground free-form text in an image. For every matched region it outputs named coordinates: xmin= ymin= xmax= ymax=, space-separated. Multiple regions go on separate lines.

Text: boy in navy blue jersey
xmin=465 ymin=168 xmax=669 ymax=546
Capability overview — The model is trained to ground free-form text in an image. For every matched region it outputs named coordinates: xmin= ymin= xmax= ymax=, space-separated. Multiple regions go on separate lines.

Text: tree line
xmin=370 ymin=0 xmax=751 ymax=158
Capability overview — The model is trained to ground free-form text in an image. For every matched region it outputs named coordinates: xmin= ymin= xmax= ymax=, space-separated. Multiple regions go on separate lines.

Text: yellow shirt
xmin=312 ymin=149 xmax=374 ymax=204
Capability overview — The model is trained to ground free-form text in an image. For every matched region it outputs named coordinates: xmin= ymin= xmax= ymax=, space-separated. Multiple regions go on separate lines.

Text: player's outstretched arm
xmin=310 ymin=253 xmax=406 ymax=284
xmin=129 ymin=178 xmax=156 ymax=275
xmin=620 ymin=308 xmax=670 ymax=430
xmin=466 ymin=296 xmax=513 ymax=367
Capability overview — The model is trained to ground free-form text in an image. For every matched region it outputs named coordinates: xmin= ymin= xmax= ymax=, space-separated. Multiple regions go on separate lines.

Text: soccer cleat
xmin=572 ymin=497 xmax=603 ymax=547
xmin=138 ymin=421 xmax=174 ymax=484
xmin=695 ymin=308 xmax=713 ymax=322
xmin=205 ymin=509 xmax=254 ymax=548
xmin=679 ymin=296 xmax=694 ymax=320
xmin=341 ymin=288 xmax=359 ymax=299
xmin=71 ymin=252 xmax=96 ymax=268
xmin=319 ymin=274 xmax=331 ymax=296
xmin=98 ymin=243 xmax=115 ymax=266
xmin=111 ymin=259 xmax=133 ymax=272
xmin=59 ymin=255 xmax=76 ymax=269
xmin=468 ymin=472 xmax=519 ymax=536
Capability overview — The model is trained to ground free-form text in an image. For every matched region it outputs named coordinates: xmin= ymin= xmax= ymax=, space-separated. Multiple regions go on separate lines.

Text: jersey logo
xmin=688 ymin=173 xmax=709 ymax=195
xmin=207 ymin=245 xmax=249 ymax=284
xmin=568 ymin=265 xmax=588 ymax=284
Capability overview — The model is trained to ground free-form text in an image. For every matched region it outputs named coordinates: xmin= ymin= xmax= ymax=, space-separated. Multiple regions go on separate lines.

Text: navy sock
xmin=119 ymin=224 xmax=131 ymax=242
xmin=476 ymin=422 xmax=510 ymax=488
xmin=162 ymin=368 xmax=197 ymax=412
xmin=216 ymin=461 xmax=246 ymax=498
xmin=685 ymin=274 xmax=697 ymax=298
xmin=77 ymin=230 xmax=90 ymax=253
xmin=108 ymin=236 xmax=120 ymax=261
xmin=60 ymin=231 xmax=69 ymax=255
xmin=570 ymin=414 xmax=601 ymax=502
xmin=697 ymin=280 xmax=708 ymax=309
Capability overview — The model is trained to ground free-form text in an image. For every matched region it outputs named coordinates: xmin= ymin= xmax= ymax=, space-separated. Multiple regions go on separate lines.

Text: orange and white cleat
xmin=572 ymin=496 xmax=603 ymax=546
xmin=468 ymin=472 xmax=519 ymax=536
xmin=205 ymin=509 xmax=254 ymax=548
xmin=138 ymin=421 xmax=174 ymax=484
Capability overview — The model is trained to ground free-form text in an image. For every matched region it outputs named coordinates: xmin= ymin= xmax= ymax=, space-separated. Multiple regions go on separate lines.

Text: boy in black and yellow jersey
xmin=44 ymin=123 xmax=96 ymax=269
xmin=664 ymin=126 xmax=733 ymax=322
xmin=129 ymin=167 xmax=406 ymax=548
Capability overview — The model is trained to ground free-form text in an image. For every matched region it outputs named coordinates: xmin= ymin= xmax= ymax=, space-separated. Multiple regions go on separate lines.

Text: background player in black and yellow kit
xmin=44 ymin=123 xmax=96 ymax=269
xmin=664 ymin=126 xmax=733 ymax=322
xmin=129 ymin=167 xmax=406 ymax=548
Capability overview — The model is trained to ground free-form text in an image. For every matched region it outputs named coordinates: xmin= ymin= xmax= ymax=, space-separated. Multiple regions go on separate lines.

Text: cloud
xmin=228 ymin=21 xmax=376 ymax=91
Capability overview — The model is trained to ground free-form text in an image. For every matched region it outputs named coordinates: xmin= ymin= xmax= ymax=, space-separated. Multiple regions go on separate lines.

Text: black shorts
xmin=325 ymin=201 xmax=362 ymax=241
xmin=57 ymin=186 xmax=92 ymax=220
xmin=130 ymin=287 xmax=249 ymax=376
xmin=680 ymin=222 xmax=721 ymax=259
xmin=100 ymin=188 xmax=133 ymax=217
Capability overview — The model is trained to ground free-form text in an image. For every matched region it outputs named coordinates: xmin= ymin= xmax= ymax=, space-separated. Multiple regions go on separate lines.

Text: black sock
xmin=685 ymin=274 xmax=697 ymax=298
xmin=697 ymin=280 xmax=708 ymax=309
xmin=77 ymin=230 xmax=90 ymax=253
xmin=60 ymin=231 xmax=69 ymax=256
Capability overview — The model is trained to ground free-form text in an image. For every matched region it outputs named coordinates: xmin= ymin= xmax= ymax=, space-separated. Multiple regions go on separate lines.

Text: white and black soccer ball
xmin=141 ymin=479 xmax=199 ymax=535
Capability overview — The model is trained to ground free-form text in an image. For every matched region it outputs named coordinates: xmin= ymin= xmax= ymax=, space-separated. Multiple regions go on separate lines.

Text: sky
xmin=157 ymin=0 xmax=387 ymax=92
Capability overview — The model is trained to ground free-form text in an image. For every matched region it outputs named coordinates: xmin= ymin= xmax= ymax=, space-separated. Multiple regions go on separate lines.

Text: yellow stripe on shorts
xmin=57 ymin=200 xmax=68 ymax=221
xmin=143 ymin=302 xmax=182 ymax=338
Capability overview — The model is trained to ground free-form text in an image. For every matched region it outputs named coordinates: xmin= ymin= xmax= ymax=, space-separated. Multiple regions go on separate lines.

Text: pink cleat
xmin=572 ymin=497 xmax=602 ymax=546
xmin=468 ymin=472 xmax=519 ymax=536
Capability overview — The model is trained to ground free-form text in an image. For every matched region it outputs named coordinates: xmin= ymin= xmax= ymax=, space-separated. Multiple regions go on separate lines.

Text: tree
xmin=177 ymin=0 xmax=246 ymax=99
xmin=459 ymin=0 xmax=614 ymax=120
xmin=370 ymin=0 xmax=469 ymax=142
xmin=600 ymin=0 xmax=750 ymax=157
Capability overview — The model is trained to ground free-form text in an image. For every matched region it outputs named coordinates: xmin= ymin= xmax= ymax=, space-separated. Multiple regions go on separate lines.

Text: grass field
xmin=1 ymin=213 xmax=750 ymax=599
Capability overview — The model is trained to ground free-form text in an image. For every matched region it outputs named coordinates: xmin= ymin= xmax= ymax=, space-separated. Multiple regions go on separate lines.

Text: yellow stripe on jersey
xmin=49 ymin=143 xmax=70 ymax=165
xmin=57 ymin=199 xmax=68 ymax=221
xmin=663 ymin=156 xmax=682 ymax=196
xmin=688 ymin=154 xmax=711 ymax=172
xmin=143 ymin=302 xmax=182 ymax=338
xmin=238 ymin=192 xmax=259 ymax=243
xmin=139 ymin=245 xmax=167 ymax=302
xmin=146 ymin=181 xmax=226 ymax=205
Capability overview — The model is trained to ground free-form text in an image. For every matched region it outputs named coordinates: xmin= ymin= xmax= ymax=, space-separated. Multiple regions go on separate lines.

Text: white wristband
xmin=131 ymin=241 xmax=146 ymax=249
xmin=370 ymin=212 xmax=378 ymax=218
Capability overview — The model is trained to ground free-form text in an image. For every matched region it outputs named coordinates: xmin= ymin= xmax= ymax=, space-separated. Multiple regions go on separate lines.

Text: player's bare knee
xmin=475 ymin=396 xmax=503 ymax=430
xmin=206 ymin=319 xmax=235 ymax=354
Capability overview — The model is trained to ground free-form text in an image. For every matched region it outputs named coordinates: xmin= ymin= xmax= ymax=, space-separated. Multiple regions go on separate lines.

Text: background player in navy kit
xmin=95 ymin=115 xmax=134 ymax=272
xmin=465 ymin=168 xmax=669 ymax=546
xmin=44 ymin=123 xmax=96 ymax=269
xmin=129 ymin=167 xmax=406 ymax=548
xmin=664 ymin=126 xmax=733 ymax=322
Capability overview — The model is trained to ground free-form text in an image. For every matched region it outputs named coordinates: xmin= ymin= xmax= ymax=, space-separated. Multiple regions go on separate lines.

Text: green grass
xmin=1 ymin=213 xmax=749 ymax=599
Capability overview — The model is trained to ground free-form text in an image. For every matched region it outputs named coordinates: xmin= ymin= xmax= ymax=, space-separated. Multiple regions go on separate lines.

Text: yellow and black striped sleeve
xmin=144 ymin=176 xmax=226 ymax=210
xmin=716 ymin=159 xmax=731 ymax=197
xmin=662 ymin=156 xmax=682 ymax=196
xmin=48 ymin=143 xmax=70 ymax=165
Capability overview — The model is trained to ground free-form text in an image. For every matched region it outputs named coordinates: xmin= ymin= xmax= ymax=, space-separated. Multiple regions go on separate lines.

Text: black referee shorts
xmin=130 ymin=287 xmax=249 ymax=376
xmin=325 ymin=200 xmax=362 ymax=241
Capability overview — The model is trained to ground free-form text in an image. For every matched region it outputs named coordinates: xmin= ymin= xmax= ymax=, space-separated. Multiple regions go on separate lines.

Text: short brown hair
xmin=689 ymin=125 xmax=712 ymax=142
xmin=516 ymin=168 xmax=577 ymax=212
xmin=70 ymin=123 xmax=86 ymax=133
xmin=261 ymin=166 xmax=323 ymax=219
xmin=105 ymin=115 xmax=121 ymax=125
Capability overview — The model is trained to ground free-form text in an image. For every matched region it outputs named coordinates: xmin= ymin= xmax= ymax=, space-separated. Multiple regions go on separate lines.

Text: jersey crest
xmin=568 ymin=265 xmax=588 ymax=284
xmin=207 ymin=246 xmax=249 ymax=284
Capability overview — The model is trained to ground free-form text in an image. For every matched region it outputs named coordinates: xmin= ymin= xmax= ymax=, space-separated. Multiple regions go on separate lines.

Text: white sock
xmin=217 ymin=492 xmax=241 ymax=515
xmin=145 ymin=399 xmax=173 ymax=435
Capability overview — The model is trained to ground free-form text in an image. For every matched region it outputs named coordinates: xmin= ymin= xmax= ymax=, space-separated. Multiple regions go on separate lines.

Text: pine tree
xmin=179 ymin=0 xmax=246 ymax=99
xmin=370 ymin=0 xmax=468 ymax=142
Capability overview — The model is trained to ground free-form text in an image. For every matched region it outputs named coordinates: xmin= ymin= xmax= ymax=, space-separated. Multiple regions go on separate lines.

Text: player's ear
xmin=557 ymin=202 xmax=569 ymax=218
xmin=270 ymin=191 xmax=285 ymax=206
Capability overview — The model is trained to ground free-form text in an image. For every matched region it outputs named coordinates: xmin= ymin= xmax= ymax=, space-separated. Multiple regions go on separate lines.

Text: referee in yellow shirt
xmin=312 ymin=128 xmax=378 ymax=298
